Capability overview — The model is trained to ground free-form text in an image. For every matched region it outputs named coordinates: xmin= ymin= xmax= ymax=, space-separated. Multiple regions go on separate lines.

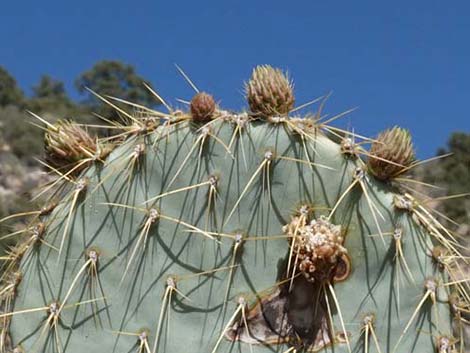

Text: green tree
xmin=0 ymin=66 xmax=24 ymax=107
xmin=422 ymin=132 xmax=470 ymax=225
xmin=75 ymin=60 xmax=159 ymax=120
xmin=27 ymin=75 xmax=74 ymax=113
xmin=0 ymin=105 xmax=43 ymax=164
xmin=33 ymin=75 xmax=68 ymax=100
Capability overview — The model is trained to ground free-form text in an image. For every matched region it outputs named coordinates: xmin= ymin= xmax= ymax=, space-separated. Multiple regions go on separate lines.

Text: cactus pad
xmin=0 ymin=67 xmax=468 ymax=353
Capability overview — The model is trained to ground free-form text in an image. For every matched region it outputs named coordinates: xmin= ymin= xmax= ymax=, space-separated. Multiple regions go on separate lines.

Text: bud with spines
xmin=367 ymin=126 xmax=415 ymax=180
xmin=190 ymin=92 xmax=216 ymax=123
xmin=246 ymin=65 xmax=294 ymax=119
xmin=44 ymin=119 xmax=109 ymax=174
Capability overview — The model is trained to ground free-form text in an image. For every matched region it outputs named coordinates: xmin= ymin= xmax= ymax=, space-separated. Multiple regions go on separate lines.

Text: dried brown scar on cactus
xmin=284 ymin=212 xmax=352 ymax=352
xmin=225 ymin=282 xmax=348 ymax=352
xmin=224 ymin=215 xmax=352 ymax=351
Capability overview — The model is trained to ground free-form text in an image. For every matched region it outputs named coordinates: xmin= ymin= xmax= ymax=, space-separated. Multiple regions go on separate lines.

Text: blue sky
xmin=1 ymin=0 xmax=469 ymax=158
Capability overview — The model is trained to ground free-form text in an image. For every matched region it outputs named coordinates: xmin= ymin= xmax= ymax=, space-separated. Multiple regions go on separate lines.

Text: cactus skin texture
xmin=1 ymin=65 xmax=468 ymax=353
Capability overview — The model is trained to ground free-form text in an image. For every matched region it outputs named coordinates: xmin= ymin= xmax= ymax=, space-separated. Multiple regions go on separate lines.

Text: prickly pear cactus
xmin=1 ymin=65 xmax=468 ymax=353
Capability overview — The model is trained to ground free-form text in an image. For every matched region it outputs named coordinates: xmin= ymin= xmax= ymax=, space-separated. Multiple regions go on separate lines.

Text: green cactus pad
xmin=1 ymin=70 xmax=466 ymax=353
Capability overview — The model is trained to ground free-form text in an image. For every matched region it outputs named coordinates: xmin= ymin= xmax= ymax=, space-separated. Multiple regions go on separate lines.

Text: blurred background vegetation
xmin=0 ymin=60 xmax=160 ymax=247
xmin=0 ymin=60 xmax=469 ymax=254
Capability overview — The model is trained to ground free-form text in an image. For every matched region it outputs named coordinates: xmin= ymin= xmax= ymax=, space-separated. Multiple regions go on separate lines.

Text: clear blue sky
xmin=1 ymin=0 xmax=469 ymax=158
